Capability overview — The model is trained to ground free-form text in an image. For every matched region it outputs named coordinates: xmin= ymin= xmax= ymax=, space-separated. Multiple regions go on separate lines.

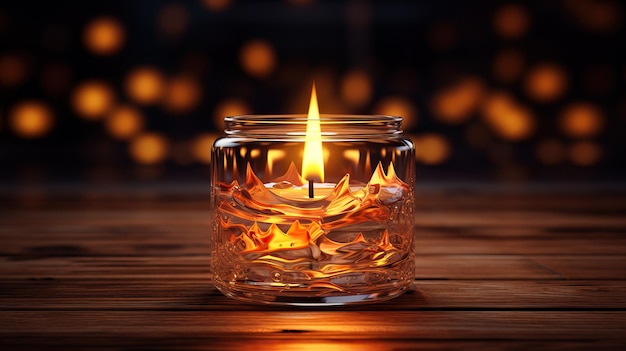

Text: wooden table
xmin=1 ymin=185 xmax=626 ymax=350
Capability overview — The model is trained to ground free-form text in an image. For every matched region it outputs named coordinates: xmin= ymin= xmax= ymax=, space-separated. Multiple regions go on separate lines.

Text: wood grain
xmin=1 ymin=188 xmax=625 ymax=350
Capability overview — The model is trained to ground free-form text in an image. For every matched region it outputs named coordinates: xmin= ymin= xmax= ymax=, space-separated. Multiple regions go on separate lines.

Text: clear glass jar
xmin=211 ymin=115 xmax=415 ymax=305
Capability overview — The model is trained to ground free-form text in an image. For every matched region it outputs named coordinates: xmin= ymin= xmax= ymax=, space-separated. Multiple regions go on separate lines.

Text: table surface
xmin=1 ymin=186 xmax=626 ymax=350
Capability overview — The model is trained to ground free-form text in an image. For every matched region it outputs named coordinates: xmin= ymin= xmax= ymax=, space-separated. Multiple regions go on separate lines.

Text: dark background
xmin=1 ymin=0 xmax=625 ymax=186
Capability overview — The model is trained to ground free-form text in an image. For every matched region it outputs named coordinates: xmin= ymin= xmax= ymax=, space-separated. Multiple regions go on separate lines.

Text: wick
xmin=308 ymin=180 xmax=314 ymax=198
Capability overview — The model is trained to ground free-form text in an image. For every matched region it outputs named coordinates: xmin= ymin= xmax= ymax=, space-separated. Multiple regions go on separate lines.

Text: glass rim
xmin=224 ymin=114 xmax=403 ymax=124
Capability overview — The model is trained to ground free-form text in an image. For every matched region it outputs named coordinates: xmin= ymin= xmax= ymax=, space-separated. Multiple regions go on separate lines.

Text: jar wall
xmin=210 ymin=116 xmax=415 ymax=305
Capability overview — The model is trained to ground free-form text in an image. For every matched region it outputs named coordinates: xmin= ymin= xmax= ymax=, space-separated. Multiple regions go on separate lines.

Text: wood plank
xmin=2 ymin=337 xmax=624 ymax=351
xmin=0 ymin=311 xmax=624 ymax=340
xmin=533 ymin=256 xmax=626 ymax=279
xmin=0 ymin=255 xmax=558 ymax=279
xmin=1 ymin=279 xmax=625 ymax=311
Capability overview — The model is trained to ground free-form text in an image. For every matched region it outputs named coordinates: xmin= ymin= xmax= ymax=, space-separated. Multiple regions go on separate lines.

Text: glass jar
xmin=211 ymin=115 xmax=415 ymax=305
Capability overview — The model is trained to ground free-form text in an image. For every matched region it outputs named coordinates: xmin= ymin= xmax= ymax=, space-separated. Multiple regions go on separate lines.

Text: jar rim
xmin=224 ymin=114 xmax=403 ymax=125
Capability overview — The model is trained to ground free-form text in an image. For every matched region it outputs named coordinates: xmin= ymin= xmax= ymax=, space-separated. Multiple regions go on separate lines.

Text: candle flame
xmin=302 ymin=83 xmax=325 ymax=182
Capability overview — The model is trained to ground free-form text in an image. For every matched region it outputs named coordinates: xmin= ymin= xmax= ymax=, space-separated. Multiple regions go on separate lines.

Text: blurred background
xmin=1 ymin=0 xmax=625 ymax=187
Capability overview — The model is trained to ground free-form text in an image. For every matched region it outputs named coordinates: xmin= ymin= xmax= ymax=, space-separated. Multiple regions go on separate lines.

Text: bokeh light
xmin=373 ymin=96 xmax=417 ymax=130
xmin=482 ymin=92 xmax=535 ymax=141
xmin=162 ymin=75 xmax=202 ymax=113
xmin=565 ymin=0 xmax=622 ymax=33
xmin=158 ymin=3 xmax=189 ymax=38
xmin=9 ymin=101 xmax=54 ymax=138
xmin=105 ymin=105 xmax=144 ymax=140
xmin=202 ymin=0 xmax=231 ymax=12
xmin=569 ymin=141 xmax=602 ymax=166
xmin=431 ymin=77 xmax=484 ymax=124
xmin=340 ymin=70 xmax=372 ymax=108
xmin=524 ymin=63 xmax=568 ymax=102
xmin=411 ymin=133 xmax=451 ymax=165
xmin=493 ymin=4 xmax=530 ymax=39
xmin=83 ymin=17 xmax=125 ymax=55
xmin=214 ymin=98 xmax=252 ymax=129
xmin=71 ymin=81 xmax=115 ymax=119
xmin=192 ymin=133 xmax=220 ymax=164
xmin=125 ymin=67 xmax=165 ymax=105
xmin=492 ymin=49 xmax=524 ymax=83
xmin=536 ymin=139 xmax=567 ymax=165
xmin=239 ymin=39 xmax=277 ymax=78
xmin=0 ymin=53 xmax=28 ymax=87
xmin=559 ymin=102 xmax=604 ymax=138
xmin=129 ymin=133 xmax=169 ymax=165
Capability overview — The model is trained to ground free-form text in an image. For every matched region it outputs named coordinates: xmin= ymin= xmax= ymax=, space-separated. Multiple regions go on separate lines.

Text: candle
xmin=211 ymin=85 xmax=415 ymax=305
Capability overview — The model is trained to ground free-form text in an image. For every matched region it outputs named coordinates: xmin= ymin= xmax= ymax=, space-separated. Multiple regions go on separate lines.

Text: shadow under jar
xmin=211 ymin=115 xmax=415 ymax=305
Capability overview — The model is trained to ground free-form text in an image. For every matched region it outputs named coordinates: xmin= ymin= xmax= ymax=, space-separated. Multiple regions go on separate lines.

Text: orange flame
xmin=302 ymin=83 xmax=325 ymax=183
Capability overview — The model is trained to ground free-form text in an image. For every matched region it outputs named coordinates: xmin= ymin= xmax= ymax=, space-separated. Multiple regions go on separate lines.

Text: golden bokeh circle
xmin=340 ymin=70 xmax=373 ymax=108
xmin=71 ymin=81 xmax=115 ymax=119
xmin=559 ymin=103 xmax=604 ymax=138
xmin=493 ymin=4 xmax=530 ymax=39
xmin=162 ymin=76 xmax=202 ymax=113
xmin=192 ymin=133 xmax=221 ymax=164
xmin=214 ymin=99 xmax=252 ymax=129
xmin=125 ymin=67 xmax=165 ymax=105
xmin=83 ymin=17 xmax=125 ymax=55
xmin=9 ymin=101 xmax=54 ymax=138
xmin=373 ymin=96 xmax=417 ymax=130
xmin=129 ymin=133 xmax=169 ymax=165
xmin=105 ymin=105 xmax=144 ymax=140
xmin=569 ymin=141 xmax=602 ymax=166
xmin=239 ymin=40 xmax=277 ymax=78
xmin=524 ymin=64 xmax=567 ymax=102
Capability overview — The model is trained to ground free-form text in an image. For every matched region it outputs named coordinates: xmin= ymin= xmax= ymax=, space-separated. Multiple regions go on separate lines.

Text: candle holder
xmin=211 ymin=114 xmax=415 ymax=305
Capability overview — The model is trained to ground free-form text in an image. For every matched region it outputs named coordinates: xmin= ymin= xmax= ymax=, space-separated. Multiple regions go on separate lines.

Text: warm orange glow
xmin=83 ymin=17 xmax=125 ymax=55
xmin=493 ymin=49 xmax=524 ymax=83
xmin=569 ymin=141 xmax=602 ymax=166
xmin=0 ymin=53 xmax=28 ymax=87
xmin=9 ymin=101 xmax=53 ymax=138
xmin=373 ymin=96 xmax=417 ymax=130
xmin=158 ymin=3 xmax=189 ymax=37
xmin=71 ymin=81 xmax=115 ymax=119
xmin=559 ymin=103 xmax=604 ymax=138
xmin=125 ymin=67 xmax=165 ymax=104
xmin=192 ymin=133 xmax=220 ymax=164
xmin=214 ymin=99 xmax=252 ymax=129
xmin=524 ymin=64 xmax=567 ymax=102
xmin=482 ymin=92 xmax=535 ymax=141
xmin=266 ymin=149 xmax=287 ymax=176
xmin=340 ymin=70 xmax=372 ymax=108
xmin=343 ymin=149 xmax=360 ymax=164
xmin=105 ymin=105 xmax=144 ymax=140
xmin=411 ymin=134 xmax=451 ymax=165
xmin=493 ymin=4 xmax=529 ymax=39
xmin=239 ymin=40 xmax=276 ymax=78
xmin=431 ymin=77 xmax=484 ymax=124
xmin=162 ymin=75 xmax=201 ymax=113
xmin=302 ymin=83 xmax=325 ymax=183
xmin=565 ymin=0 xmax=622 ymax=33
xmin=536 ymin=139 xmax=566 ymax=165
xmin=202 ymin=0 xmax=231 ymax=11
xmin=129 ymin=133 xmax=169 ymax=165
